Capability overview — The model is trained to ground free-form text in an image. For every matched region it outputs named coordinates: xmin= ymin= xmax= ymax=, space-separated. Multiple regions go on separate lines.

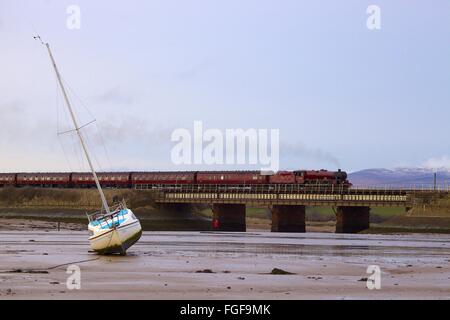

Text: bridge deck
xmin=140 ymin=184 xmax=426 ymax=207
xmin=157 ymin=193 xmax=409 ymax=207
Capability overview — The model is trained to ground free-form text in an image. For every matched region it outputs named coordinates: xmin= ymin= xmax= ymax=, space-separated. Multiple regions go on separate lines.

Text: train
xmin=0 ymin=169 xmax=351 ymax=189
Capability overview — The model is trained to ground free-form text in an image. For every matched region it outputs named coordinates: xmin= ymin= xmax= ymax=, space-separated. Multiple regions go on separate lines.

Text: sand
xmin=1 ymin=230 xmax=449 ymax=299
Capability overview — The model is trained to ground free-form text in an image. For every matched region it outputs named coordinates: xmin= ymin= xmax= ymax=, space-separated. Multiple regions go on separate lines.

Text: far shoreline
xmin=1 ymin=213 xmax=450 ymax=234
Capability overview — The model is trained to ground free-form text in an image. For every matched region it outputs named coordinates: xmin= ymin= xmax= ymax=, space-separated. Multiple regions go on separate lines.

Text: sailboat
xmin=36 ymin=36 xmax=142 ymax=255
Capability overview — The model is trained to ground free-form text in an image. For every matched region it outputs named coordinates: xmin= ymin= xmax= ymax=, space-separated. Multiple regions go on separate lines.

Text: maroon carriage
xmin=131 ymin=172 xmax=196 ymax=187
xmin=0 ymin=173 xmax=17 ymax=186
xmin=71 ymin=172 xmax=131 ymax=188
xmin=196 ymin=171 xmax=268 ymax=185
xmin=16 ymin=172 xmax=71 ymax=187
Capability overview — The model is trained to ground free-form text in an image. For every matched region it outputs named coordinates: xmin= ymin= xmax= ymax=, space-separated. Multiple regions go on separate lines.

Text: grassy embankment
xmin=367 ymin=191 xmax=450 ymax=233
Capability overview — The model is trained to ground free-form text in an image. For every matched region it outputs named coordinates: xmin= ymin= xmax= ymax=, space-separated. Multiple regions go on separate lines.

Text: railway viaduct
xmin=145 ymin=184 xmax=421 ymax=233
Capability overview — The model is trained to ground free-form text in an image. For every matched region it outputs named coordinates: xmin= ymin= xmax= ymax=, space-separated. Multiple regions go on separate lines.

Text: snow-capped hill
xmin=348 ymin=168 xmax=450 ymax=188
xmin=395 ymin=166 xmax=450 ymax=174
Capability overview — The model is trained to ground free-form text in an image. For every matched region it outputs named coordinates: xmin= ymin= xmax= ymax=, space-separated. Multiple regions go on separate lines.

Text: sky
xmin=1 ymin=0 xmax=450 ymax=173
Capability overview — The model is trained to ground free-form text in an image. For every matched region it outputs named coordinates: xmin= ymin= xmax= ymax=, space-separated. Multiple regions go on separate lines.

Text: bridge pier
xmin=212 ymin=204 xmax=246 ymax=232
xmin=271 ymin=205 xmax=305 ymax=232
xmin=335 ymin=206 xmax=370 ymax=233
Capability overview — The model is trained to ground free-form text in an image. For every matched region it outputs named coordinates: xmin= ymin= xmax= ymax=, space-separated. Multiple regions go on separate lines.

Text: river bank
xmin=1 ymin=207 xmax=449 ymax=234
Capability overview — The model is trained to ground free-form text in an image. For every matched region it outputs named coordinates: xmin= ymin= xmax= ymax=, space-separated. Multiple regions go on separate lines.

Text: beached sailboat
xmin=36 ymin=36 xmax=142 ymax=255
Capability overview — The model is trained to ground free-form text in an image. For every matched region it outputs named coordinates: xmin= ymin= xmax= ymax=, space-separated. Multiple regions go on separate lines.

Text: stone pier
xmin=335 ymin=206 xmax=370 ymax=233
xmin=271 ymin=205 xmax=306 ymax=232
xmin=212 ymin=204 xmax=246 ymax=232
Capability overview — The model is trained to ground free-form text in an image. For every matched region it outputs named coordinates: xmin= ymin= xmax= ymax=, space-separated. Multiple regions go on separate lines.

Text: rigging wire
xmin=55 ymin=73 xmax=74 ymax=172
xmin=81 ymin=126 xmax=104 ymax=172
xmin=56 ymin=76 xmax=105 ymax=173
xmin=63 ymin=91 xmax=84 ymax=172
xmin=59 ymin=83 xmax=85 ymax=172
xmin=54 ymin=71 xmax=78 ymax=171
xmin=60 ymin=77 xmax=113 ymax=171
xmin=95 ymin=121 xmax=113 ymax=171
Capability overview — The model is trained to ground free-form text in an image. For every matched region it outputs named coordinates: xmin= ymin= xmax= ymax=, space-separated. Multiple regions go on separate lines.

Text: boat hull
xmin=89 ymin=219 xmax=142 ymax=255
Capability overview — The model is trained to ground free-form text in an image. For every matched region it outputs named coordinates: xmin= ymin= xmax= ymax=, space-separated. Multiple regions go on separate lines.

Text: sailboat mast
xmin=44 ymin=43 xmax=110 ymax=214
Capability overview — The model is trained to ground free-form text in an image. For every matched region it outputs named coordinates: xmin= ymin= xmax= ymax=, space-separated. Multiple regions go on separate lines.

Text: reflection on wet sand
xmin=0 ymin=231 xmax=449 ymax=299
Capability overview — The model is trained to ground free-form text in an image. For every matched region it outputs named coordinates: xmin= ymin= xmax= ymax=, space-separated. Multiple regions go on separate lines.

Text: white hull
xmin=88 ymin=209 xmax=142 ymax=255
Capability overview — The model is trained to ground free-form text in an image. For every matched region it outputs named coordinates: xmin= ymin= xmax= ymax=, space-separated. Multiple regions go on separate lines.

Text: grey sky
xmin=1 ymin=0 xmax=450 ymax=172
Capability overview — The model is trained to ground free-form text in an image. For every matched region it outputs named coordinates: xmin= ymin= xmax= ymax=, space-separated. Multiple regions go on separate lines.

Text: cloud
xmin=175 ymin=59 xmax=213 ymax=80
xmin=1 ymin=100 xmax=22 ymax=114
xmin=93 ymin=86 xmax=134 ymax=105
xmin=0 ymin=99 xmax=175 ymax=171
xmin=0 ymin=100 xmax=71 ymax=171
xmin=422 ymin=156 xmax=450 ymax=170
xmin=0 ymin=100 xmax=50 ymax=144
xmin=89 ymin=115 xmax=173 ymax=146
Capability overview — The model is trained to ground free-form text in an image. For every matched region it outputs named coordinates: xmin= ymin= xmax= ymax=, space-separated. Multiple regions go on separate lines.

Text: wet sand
xmin=0 ymin=231 xmax=449 ymax=299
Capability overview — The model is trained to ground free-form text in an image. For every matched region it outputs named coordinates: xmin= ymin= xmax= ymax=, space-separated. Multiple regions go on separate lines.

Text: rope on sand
xmin=0 ymin=257 xmax=100 ymax=274
xmin=46 ymin=257 xmax=100 ymax=270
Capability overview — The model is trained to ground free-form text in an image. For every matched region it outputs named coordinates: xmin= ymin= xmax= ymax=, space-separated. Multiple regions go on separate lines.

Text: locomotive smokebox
xmin=335 ymin=169 xmax=347 ymax=181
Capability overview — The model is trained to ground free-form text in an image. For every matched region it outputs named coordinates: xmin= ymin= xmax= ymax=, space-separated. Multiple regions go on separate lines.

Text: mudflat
xmin=0 ymin=230 xmax=449 ymax=299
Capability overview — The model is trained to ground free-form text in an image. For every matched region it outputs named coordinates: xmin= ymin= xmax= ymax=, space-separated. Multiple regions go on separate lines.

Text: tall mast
xmin=43 ymin=42 xmax=110 ymax=214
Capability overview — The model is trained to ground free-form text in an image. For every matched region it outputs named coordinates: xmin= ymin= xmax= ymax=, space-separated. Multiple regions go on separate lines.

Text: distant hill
xmin=348 ymin=168 xmax=450 ymax=188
